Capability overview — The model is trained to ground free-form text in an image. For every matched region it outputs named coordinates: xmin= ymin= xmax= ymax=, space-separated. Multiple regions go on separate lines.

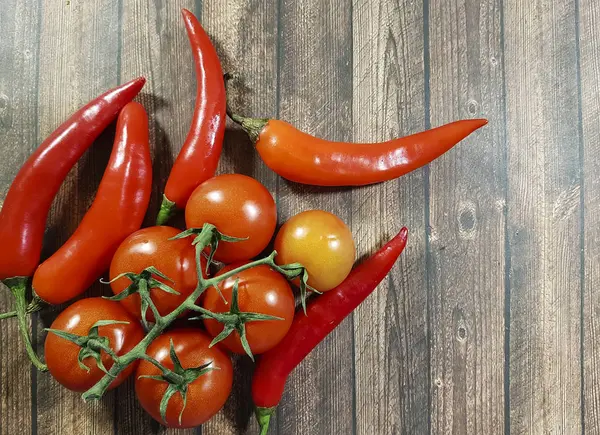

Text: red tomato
xmin=274 ymin=210 xmax=356 ymax=292
xmin=203 ymin=264 xmax=295 ymax=355
xmin=185 ymin=174 xmax=277 ymax=263
xmin=135 ymin=329 xmax=233 ymax=428
xmin=45 ymin=298 xmax=144 ymax=392
xmin=109 ymin=226 xmax=206 ymax=322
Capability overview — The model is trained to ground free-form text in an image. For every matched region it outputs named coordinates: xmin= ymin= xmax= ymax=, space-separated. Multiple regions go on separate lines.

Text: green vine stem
xmin=102 ymin=266 xmax=178 ymax=330
xmin=0 ymin=294 xmax=45 ymax=320
xmin=189 ymin=279 xmax=283 ymax=361
xmin=82 ymin=224 xmax=308 ymax=402
xmin=138 ymin=340 xmax=217 ymax=424
xmin=1 ymin=277 xmax=47 ymax=371
xmin=0 ymin=310 xmax=16 ymax=320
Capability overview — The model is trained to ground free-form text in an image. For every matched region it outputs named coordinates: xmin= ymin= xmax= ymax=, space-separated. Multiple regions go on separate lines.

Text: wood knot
xmin=466 ymin=99 xmax=479 ymax=116
xmin=0 ymin=94 xmax=8 ymax=110
xmin=457 ymin=201 xmax=477 ymax=239
xmin=0 ymin=93 xmax=11 ymax=129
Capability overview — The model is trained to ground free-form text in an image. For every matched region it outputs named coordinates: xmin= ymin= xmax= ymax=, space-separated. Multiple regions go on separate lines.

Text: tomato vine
xmin=47 ymin=223 xmax=313 ymax=414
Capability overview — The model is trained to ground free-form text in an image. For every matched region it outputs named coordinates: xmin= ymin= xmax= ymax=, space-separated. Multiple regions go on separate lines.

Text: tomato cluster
xmin=44 ymin=173 xmax=356 ymax=428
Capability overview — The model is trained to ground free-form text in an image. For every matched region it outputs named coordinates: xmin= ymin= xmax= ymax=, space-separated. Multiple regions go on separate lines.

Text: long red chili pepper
xmin=156 ymin=9 xmax=226 ymax=225
xmin=228 ymin=110 xmax=487 ymax=186
xmin=32 ymin=102 xmax=152 ymax=307
xmin=251 ymin=227 xmax=409 ymax=434
xmin=0 ymin=78 xmax=145 ymax=370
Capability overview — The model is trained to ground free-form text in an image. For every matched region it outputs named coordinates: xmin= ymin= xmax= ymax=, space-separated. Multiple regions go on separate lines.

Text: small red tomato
xmin=203 ymin=264 xmax=295 ymax=355
xmin=45 ymin=298 xmax=144 ymax=392
xmin=274 ymin=210 xmax=356 ymax=291
xmin=109 ymin=226 xmax=206 ymax=322
xmin=185 ymin=174 xmax=277 ymax=264
xmin=135 ymin=329 xmax=233 ymax=428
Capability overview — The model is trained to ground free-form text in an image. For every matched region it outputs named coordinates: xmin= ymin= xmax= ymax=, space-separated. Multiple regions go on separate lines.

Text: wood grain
xmin=351 ymin=1 xmax=429 ymax=434
xmin=428 ymin=0 xmax=506 ymax=433
xmin=33 ymin=1 xmax=121 ymax=434
xmin=117 ymin=0 xmax=197 ymax=433
xmin=0 ymin=0 xmax=596 ymax=433
xmin=275 ymin=0 xmax=354 ymax=434
xmin=0 ymin=1 xmax=40 ymax=434
xmin=504 ymin=0 xmax=582 ymax=433
xmin=580 ymin=0 xmax=600 ymax=433
xmin=198 ymin=0 xmax=279 ymax=432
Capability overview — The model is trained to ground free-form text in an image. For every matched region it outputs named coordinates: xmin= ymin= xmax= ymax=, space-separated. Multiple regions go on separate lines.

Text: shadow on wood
xmin=222 ymin=354 xmax=255 ymax=433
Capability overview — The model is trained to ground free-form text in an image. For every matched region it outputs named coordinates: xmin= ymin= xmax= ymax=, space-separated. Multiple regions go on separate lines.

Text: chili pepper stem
xmin=0 ymin=294 xmax=45 ymax=320
xmin=226 ymin=111 xmax=268 ymax=144
xmin=1 ymin=277 xmax=47 ymax=371
xmin=256 ymin=406 xmax=275 ymax=435
xmin=156 ymin=194 xmax=178 ymax=226
xmin=224 ymin=75 xmax=268 ymax=144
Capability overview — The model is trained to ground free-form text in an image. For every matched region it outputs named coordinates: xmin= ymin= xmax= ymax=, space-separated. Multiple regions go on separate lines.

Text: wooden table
xmin=0 ymin=0 xmax=597 ymax=434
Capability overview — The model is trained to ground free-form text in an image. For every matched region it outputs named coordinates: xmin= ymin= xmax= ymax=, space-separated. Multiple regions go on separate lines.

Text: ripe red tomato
xmin=109 ymin=226 xmax=206 ymax=322
xmin=274 ymin=210 xmax=356 ymax=292
xmin=185 ymin=174 xmax=277 ymax=264
xmin=203 ymin=264 xmax=295 ymax=355
xmin=135 ymin=329 xmax=233 ymax=428
xmin=45 ymin=298 xmax=144 ymax=392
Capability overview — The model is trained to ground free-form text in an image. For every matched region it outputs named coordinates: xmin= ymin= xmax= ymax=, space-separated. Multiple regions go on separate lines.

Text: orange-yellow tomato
xmin=274 ymin=210 xmax=356 ymax=292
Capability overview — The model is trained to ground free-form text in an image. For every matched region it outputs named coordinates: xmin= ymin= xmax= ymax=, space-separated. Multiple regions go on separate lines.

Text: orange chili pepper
xmin=229 ymin=112 xmax=487 ymax=187
xmin=33 ymin=102 xmax=152 ymax=306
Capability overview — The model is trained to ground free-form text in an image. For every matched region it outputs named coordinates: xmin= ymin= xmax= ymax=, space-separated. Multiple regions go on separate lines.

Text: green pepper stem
xmin=223 ymin=74 xmax=269 ymax=144
xmin=0 ymin=292 xmax=45 ymax=320
xmin=156 ymin=194 xmax=177 ymax=226
xmin=256 ymin=406 xmax=276 ymax=435
xmin=2 ymin=277 xmax=47 ymax=371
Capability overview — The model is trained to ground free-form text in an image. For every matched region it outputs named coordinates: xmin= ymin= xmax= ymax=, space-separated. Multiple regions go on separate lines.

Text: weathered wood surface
xmin=0 ymin=0 xmax=597 ymax=433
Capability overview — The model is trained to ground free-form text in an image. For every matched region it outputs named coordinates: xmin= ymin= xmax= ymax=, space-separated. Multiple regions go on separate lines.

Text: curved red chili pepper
xmin=229 ymin=112 xmax=487 ymax=186
xmin=0 ymin=77 xmax=145 ymax=282
xmin=32 ymin=101 xmax=152 ymax=306
xmin=251 ymin=227 xmax=409 ymax=434
xmin=156 ymin=9 xmax=226 ymax=225
xmin=0 ymin=79 xmax=145 ymax=370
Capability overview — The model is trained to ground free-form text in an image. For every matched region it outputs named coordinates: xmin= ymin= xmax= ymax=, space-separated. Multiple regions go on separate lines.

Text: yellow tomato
xmin=274 ymin=210 xmax=356 ymax=292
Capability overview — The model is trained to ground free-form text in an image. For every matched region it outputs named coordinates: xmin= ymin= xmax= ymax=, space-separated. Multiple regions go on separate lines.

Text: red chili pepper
xmin=251 ymin=227 xmax=409 ymax=434
xmin=228 ymin=111 xmax=487 ymax=186
xmin=0 ymin=79 xmax=145 ymax=370
xmin=156 ymin=9 xmax=226 ymax=225
xmin=32 ymin=101 xmax=152 ymax=306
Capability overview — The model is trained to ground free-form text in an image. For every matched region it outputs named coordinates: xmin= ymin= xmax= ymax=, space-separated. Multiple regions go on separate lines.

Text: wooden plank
xmin=504 ymin=0 xmax=582 ymax=433
xmin=117 ymin=0 xmax=197 ymax=433
xmin=579 ymin=0 xmax=600 ymax=433
xmin=351 ymin=1 xmax=429 ymax=434
xmin=428 ymin=0 xmax=505 ymax=433
xmin=275 ymin=1 xmax=354 ymax=434
xmin=34 ymin=1 xmax=120 ymax=434
xmin=198 ymin=0 xmax=279 ymax=432
xmin=0 ymin=0 xmax=40 ymax=434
